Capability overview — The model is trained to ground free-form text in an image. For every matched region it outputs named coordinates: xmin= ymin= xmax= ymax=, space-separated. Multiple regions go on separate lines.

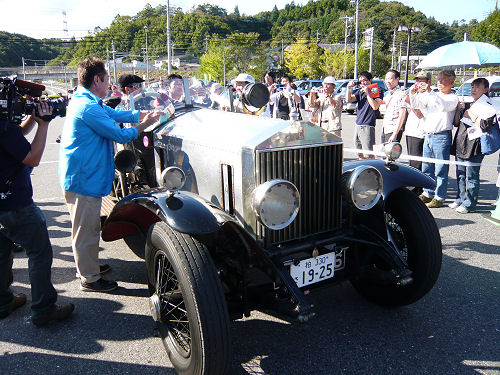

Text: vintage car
xmin=100 ymin=78 xmax=442 ymax=375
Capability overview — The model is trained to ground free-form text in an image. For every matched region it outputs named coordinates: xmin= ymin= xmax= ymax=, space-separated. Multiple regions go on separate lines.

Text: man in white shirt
xmin=382 ymin=69 xmax=407 ymax=143
xmin=406 ymin=70 xmax=458 ymax=208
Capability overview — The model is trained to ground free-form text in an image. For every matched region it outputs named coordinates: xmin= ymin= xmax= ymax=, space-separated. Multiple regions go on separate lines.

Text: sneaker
xmin=426 ymin=199 xmax=444 ymax=208
xmin=456 ymin=205 xmax=471 ymax=214
xmin=80 ymin=278 xmax=118 ymax=292
xmin=0 ymin=293 xmax=27 ymax=319
xmin=448 ymin=202 xmax=460 ymax=209
xmin=76 ymin=264 xmax=111 ymax=279
xmin=32 ymin=303 xmax=75 ymax=327
xmin=419 ymin=194 xmax=432 ymax=203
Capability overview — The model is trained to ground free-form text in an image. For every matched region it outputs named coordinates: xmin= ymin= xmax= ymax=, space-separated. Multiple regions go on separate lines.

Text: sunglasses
xmin=127 ymin=83 xmax=142 ymax=89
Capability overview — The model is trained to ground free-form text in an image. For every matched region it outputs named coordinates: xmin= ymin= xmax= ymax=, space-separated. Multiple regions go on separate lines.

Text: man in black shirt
xmin=0 ymin=103 xmax=74 ymax=326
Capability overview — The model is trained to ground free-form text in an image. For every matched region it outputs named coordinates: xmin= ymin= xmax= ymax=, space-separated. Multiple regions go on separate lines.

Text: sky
xmin=0 ymin=0 xmax=496 ymax=40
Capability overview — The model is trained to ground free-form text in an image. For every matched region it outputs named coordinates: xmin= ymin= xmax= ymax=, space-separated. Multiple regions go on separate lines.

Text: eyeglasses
xmin=127 ymin=83 xmax=141 ymax=89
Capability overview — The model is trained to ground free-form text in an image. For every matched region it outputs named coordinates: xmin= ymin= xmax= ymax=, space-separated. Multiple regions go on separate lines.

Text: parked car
xmin=295 ymin=79 xmax=324 ymax=95
xmin=101 ymin=79 xmax=442 ymax=375
xmin=456 ymin=75 xmax=500 ymax=104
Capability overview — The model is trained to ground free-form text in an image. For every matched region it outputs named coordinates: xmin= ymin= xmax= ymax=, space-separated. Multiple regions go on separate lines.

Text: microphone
xmin=15 ymin=79 xmax=45 ymax=97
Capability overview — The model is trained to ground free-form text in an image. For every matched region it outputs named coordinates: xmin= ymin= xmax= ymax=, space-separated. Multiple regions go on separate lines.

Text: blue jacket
xmin=59 ymin=87 xmax=140 ymax=197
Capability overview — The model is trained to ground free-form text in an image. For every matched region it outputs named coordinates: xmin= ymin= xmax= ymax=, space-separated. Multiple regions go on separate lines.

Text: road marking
xmin=40 ymin=160 xmax=59 ymax=164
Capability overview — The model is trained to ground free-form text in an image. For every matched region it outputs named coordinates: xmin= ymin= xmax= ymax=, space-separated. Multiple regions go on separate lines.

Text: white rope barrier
xmin=344 ymin=147 xmax=500 ymax=168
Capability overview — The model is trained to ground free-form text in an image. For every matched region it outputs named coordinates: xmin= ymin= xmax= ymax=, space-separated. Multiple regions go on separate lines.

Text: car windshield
xmin=457 ymin=83 xmax=472 ymax=96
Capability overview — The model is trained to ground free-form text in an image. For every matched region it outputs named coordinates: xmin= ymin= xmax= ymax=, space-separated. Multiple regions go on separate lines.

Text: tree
xmin=470 ymin=10 xmax=500 ymax=47
xmin=321 ymin=47 xmax=354 ymax=79
xmin=285 ymin=39 xmax=324 ymax=79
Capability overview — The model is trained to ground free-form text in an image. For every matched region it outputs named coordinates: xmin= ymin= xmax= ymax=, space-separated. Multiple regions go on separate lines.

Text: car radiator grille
xmin=255 ymin=144 xmax=343 ymax=247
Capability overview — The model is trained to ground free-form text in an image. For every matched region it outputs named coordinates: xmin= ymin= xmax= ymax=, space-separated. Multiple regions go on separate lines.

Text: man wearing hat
xmin=232 ymin=73 xmax=255 ymax=113
xmin=118 ymin=74 xmax=144 ymax=96
xmin=308 ymin=76 xmax=343 ymax=138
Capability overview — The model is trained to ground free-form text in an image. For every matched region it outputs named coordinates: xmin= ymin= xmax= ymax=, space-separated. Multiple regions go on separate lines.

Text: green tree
xmin=470 ymin=10 xmax=500 ymax=47
xmin=321 ymin=47 xmax=354 ymax=79
xmin=285 ymin=39 xmax=324 ymax=78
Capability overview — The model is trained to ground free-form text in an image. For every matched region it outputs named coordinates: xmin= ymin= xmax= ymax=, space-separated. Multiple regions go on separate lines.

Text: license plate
xmin=290 ymin=251 xmax=339 ymax=288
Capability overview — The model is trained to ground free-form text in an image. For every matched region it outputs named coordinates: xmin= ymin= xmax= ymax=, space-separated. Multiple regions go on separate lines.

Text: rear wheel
xmin=351 ymin=188 xmax=442 ymax=306
xmin=146 ymin=222 xmax=230 ymax=375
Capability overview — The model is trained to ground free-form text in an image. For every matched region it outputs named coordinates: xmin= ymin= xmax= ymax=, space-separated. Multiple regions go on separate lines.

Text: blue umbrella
xmin=417 ymin=41 xmax=500 ymax=69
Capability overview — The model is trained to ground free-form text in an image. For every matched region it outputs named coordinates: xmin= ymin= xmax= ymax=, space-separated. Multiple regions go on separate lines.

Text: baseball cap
xmin=415 ymin=71 xmax=431 ymax=80
xmin=118 ymin=74 xmax=145 ymax=91
xmin=234 ymin=73 xmax=255 ymax=84
xmin=323 ymin=76 xmax=336 ymax=84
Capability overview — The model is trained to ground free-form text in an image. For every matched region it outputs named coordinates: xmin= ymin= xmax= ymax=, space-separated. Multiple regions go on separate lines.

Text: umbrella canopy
xmin=417 ymin=41 xmax=500 ymax=69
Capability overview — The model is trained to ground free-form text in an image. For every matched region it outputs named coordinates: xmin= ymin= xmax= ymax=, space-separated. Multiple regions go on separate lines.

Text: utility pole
xmin=144 ymin=26 xmax=149 ymax=85
xmin=111 ymin=40 xmax=117 ymax=85
xmin=22 ymin=57 xmax=25 ymax=80
xmin=316 ymin=30 xmax=320 ymax=43
xmin=167 ymin=0 xmax=172 ymax=74
xmin=281 ymin=38 xmax=284 ymax=69
xmin=350 ymin=0 xmax=359 ymax=79
xmin=391 ymin=27 xmax=396 ymax=69
xmin=398 ymin=42 xmax=402 ymax=72
xmin=339 ymin=15 xmax=353 ymax=79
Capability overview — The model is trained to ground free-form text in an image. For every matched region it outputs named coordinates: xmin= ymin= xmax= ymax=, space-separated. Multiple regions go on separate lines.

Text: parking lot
xmin=1 ymin=112 xmax=499 ymax=375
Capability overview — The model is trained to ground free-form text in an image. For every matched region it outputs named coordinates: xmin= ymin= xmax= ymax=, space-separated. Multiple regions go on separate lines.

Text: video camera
xmin=0 ymin=76 xmax=67 ymax=124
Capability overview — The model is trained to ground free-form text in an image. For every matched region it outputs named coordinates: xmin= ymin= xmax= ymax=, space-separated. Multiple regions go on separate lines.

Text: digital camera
xmin=0 ymin=76 xmax=67 ymax=124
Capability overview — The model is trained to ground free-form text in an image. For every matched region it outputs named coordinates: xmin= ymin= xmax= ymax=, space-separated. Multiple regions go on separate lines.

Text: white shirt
xmin=382 ymin=88 xmax=406 ymax=134
xmin=410 ymin=90 xmax=458 ymax=134
xmin=403 ymin=102 xmax=426 ymax=139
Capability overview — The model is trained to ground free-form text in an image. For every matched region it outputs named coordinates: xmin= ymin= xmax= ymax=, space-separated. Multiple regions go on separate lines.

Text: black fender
xmin=343 ymin=159 xmax=435 ymax=199
xmin=101 ymin=187 xmax=239 ymax=242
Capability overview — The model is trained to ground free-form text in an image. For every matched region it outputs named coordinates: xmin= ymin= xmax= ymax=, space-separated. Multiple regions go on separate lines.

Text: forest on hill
xmin=0 ymin=0 xmax=498 ymax=79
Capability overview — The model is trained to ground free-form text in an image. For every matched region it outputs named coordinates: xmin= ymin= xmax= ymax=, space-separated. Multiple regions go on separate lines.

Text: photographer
xmin=308 ymin=76 xmax=343 ymax=138
xmin=0 ymin=103 xmax=74 ymax=326
xmin=270 ymin=75 xmax=301 ymax=120
xmin=59 ymin=57 xmax=162 ymax=293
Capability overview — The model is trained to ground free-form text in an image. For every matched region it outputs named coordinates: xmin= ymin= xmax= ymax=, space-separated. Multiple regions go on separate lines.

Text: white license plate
xmin=290 ymin=251 xmax=338 ymax=288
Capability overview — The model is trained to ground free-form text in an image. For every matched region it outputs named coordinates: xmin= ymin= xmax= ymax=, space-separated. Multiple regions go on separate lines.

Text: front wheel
xmin=146 ymin=222 xmax=230 ymax=375
xmin=351 ymin=188 xmax=442 ymax=307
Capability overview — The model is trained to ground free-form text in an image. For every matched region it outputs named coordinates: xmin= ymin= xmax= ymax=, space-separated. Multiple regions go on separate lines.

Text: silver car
xmin=101 ymin=78 xmax=442 ymax=375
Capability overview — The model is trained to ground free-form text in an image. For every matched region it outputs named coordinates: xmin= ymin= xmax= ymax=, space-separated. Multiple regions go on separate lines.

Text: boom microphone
xmin=15 ymin=79 xmax=45 ymax=97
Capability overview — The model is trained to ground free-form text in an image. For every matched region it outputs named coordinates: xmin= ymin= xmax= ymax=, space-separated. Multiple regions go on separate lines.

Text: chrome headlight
xmin=252 ymin=179 xmax=300 ymax=230
xmin=384 ymin=142 xmax=402 ymax=161
xmin=343 ymin=166 xmax=382 ymax=210
xmin=160 ymin=167 xmax=186 ymax=190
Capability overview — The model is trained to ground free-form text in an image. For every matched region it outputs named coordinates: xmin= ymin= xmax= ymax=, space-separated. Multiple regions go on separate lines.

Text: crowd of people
xmin=1 ymin=56 xmax=499 ymax=328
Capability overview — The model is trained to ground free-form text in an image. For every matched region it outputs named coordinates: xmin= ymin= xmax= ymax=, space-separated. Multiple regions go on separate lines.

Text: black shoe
xmin=0 ymin=293 xmax=27 ymax=319
xmin=75 ymin=264 xmax=111 ymax=279
xmin=80 ymin=278 xmax=118 ymax=292
xmin=99 ymin=264 xmax=111 ymax=275
xmin=32 ymin=303 xmax=75 ymax=327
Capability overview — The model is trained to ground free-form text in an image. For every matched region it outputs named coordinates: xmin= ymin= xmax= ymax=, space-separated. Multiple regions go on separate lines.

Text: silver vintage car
xmin=101 ymin=78 xmax=441 ymax=375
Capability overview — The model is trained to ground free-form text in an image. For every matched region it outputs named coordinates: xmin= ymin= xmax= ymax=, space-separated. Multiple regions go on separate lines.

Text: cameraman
xmin=59 ymin=57 xmax=162 ymax=293
xmin=0 ymin=103 xmax=74 ymax=326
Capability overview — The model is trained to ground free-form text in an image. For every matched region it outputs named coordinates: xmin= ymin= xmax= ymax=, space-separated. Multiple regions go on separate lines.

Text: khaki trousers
xmin=64 ymin=191 xmax=102 ymax=283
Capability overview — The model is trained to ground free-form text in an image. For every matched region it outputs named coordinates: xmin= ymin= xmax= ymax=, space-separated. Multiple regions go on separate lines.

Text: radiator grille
xmin=255 ymin=144 xmax=343 ymax=246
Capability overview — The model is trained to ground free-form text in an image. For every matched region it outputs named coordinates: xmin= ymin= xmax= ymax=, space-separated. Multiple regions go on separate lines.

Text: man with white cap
xmin=308 ymin=76 xmax=343 ymax=138
xmin=231 ymin=73 xmax=255 ymax=113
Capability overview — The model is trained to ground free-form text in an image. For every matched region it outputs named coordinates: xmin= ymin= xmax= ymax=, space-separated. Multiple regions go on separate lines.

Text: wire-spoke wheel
xmin=146 ymin=222 xmax=230 ymax=375
xmin=352 ymin=188 xmax=442 ymax=307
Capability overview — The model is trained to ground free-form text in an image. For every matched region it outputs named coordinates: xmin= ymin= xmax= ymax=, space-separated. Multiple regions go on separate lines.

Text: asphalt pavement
xmin=1 ymin=113 xmax=499 ymax=375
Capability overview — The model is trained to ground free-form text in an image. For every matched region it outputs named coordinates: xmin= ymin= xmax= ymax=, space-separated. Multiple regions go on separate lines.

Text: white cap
xmin=323 ymin=76 xmax=336 ymax=84
xmin=234 ymin=73 xmax=255 ymax=83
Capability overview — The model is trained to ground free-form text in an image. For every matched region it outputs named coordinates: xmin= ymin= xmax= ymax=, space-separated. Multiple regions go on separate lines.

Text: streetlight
xmin=144 ymin=25 xmax=149 ymax=86
xmin=398 ymin=25 xmax=421 ymax=89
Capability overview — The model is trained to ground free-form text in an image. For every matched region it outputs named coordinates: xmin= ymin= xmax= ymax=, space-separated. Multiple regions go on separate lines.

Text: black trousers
xmin=406 ymin=135 xmax=424 ymax=171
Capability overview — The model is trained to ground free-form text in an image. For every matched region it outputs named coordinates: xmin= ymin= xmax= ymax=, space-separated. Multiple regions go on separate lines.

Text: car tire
xmin=146 ymin=222 xmax=231 ymax=375
xmin=351 ymin=188 xmax=442 ymax=307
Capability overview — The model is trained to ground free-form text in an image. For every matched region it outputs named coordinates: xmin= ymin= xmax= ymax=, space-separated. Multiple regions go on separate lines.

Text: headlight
xmin=384 ymin=142 xmax=402 ymax=161
xmin=343 ymin=166 xmax=382 ymax=210
xmin=160 ymin=167 xmax=186 ymax=190
xmin=252 ymin=179 xmax=300 ymax=230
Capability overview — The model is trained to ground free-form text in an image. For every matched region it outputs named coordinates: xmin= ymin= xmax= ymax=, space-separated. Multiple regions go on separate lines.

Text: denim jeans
xmin=453 ymin=154 xmax=484 ymax=210
xmin=422 ymin=131 xmax=452 ymax=201
xmin=0 ymin=203 xmax=57 ymax=317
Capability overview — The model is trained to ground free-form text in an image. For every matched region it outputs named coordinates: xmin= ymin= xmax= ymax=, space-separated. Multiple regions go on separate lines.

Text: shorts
xmin=354 ymin=125 xmax=375 ymax=151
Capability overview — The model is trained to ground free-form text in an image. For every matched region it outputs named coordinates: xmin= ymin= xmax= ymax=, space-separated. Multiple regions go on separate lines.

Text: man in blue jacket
xmin=59 ymin=57 xmax=161 ymax=292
